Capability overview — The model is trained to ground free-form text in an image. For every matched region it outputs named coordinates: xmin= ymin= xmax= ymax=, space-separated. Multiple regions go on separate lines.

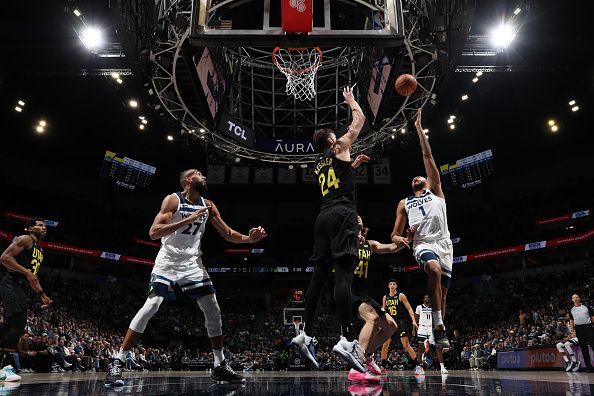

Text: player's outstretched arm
xmin=414 ymin=109 xmax=444 ymax=198
xmin=207 ymin=199 xmax=267 ymax=244
xmin=149 ymin=194 xmax=209 ymax=240
xmin=335 ymin=85 xmax=366 ymax=161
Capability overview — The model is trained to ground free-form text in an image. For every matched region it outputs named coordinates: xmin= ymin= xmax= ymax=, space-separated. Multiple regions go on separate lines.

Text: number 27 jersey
xmin=313 ymin=149 xmax=356 ymax=210
xmin=404 ymin=189 xmax=450 ymax=242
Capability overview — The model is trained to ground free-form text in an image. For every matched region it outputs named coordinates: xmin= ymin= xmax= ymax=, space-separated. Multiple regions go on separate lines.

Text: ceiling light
xmin=79 ymin=27 xmax=103 ymax=51
xmin=116 ymin=78 xmax=123 ymax=84
xmin=551 ymin=125 xmax=559 ymax=132
xmin=15 ymin=106 xmax=22 ymax=112
xmin=141 ymin=119 xmax=148 ymax=124
xmin=73 ymin=9 xmax=81 ymax=17
xmin=568 ymin=100 xmax=576 ymax=106
xmin=139 ymin=116 xmax=145 ymax=120
xmin=571 ymin=106 xmax=579 ymax=112
xmin=391 ymin=134 xmax=395 ymax=139
xmin=235 ymin=157 xmax=240 ymax=162
xmin=449 ymin=115 xmax=456 ymax=119
xmin=167 ymin=135 xmax=174 ymax=141
xmin=139 ymin=124 xmax=145 ymax=130
xmin=111 ymin=72 xmax=120 ymax=79
xmin=392 ymin=128 xmax=397 ymax=132
xmin=447 ymin=118 xmax=454 ymax=124
xmin=18 ymin=100 xmax=25 ymax=106
xmin=449 ymin=124 xmax=456 ymax=130
xmin=288 ymin=165 xmax=294 ymax=169
xmin=129 ymin=100 xmax=138 ymax=108
xmin=513 ymin=7 xmax=521 ymax=15
xmin=35 ymin=126 xmax=44 ymax=133
xmin=547 ymin=119 xmax=556 ymax=126
xmin=476 ymin=71 xmax=483 ymax=77
xmin=199 ymin=128 xmax=206 ymax=133
xmin=491 ymin=24 xmax=516 ymax=49
xmin=400 ymin=128 xmax=406 ymax=134
xmin=461 ymin=94 xmax=469 ymax=101
xmin=472 ymin=77 xmax=479 ymax=83
xmin=38 ymin=120 xmax=47 ymax=127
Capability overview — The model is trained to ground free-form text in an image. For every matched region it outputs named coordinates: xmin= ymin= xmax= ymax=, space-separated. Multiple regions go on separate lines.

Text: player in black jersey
xmin=347 ymin=216 xmax=414 ymax=382
xmin=292 ymin=85 xmax=371 ymax=373
xmin=380 ymin=279 xmax=418 ymax=369
xmin=0 ymin=218 xmax=52 ymax=377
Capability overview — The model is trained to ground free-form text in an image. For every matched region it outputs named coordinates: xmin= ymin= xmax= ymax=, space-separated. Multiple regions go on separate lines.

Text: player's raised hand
xmin=342 ymin=85 xmax=356 ymax=104
xmin=414 ymin=108 xmax=423 ymax=132
xmin=248 ymin=226 xmax=267 ymax=242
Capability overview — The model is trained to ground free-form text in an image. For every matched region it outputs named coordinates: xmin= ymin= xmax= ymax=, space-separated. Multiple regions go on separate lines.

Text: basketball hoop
xmin=272 ymin=47 xmax=322 ymax=101
xmin=292 ymin=316 xmax=302 ymax=336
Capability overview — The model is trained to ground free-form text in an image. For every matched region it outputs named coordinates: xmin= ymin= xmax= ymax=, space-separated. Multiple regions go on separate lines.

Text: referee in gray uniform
xmin=570 ymin=293 xmax=594 ymax=372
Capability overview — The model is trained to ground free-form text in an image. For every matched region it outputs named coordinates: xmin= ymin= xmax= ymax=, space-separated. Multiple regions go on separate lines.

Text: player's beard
xmin=192 ymin=180 xmax=208 ymax=194
xmin=413 ymin=180 xmax=426 ymax=192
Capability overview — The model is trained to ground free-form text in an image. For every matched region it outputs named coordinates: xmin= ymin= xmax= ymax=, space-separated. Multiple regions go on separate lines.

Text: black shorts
xmin=0 ymin=274 xmax=29 ymax=317
xmin=310 ymin=204 xmax=358 ymax=263
xmin=394 ymin=320 xmax=412 ymax=339
xmin=352 ymin=292 xmax=385 ymax=318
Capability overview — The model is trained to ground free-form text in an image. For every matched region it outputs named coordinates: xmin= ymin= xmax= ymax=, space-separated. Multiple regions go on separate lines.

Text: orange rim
xmin=272 ymin=47 xmax=322 ymax=76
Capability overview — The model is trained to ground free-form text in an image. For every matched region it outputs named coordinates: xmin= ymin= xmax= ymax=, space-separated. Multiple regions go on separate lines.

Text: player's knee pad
xmin=129 ymin=295 xmax=164 ymax=333
xmin=198 ymin=294 xmax=222 ymax=337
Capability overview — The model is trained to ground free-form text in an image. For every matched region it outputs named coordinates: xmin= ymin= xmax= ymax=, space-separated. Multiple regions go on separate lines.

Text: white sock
xmin=432 ymin=311 xmax=444 ymax=327
xmin=213 ymin=349 xmax=224 ymax=367
xmin=116 ymin=348 xmax=128 ymax=362
xmin=562 ymin=355 xmax=569 ymax=363
xmin=440 ymin=362 xmax=446 ymax=370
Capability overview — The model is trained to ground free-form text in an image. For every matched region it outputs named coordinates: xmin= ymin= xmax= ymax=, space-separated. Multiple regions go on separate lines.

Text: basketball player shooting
xmin=391 ymin=108 xmax=453 ymax=349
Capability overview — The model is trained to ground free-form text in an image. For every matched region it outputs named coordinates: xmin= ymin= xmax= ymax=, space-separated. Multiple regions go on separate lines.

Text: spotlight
xmin=79 ymin=27 xmax=103 ymax=51
xmin=129 ymin=100 xmax=138 ymax=108
xmin=571 ymin=106 xmax=579 ymax=112
xmin=550 ymin=125 xmax=558 ymax=132
xmin=74 ymin=9 xmax=81 ymax=17
xmin=199 ymin=128 xmax=206 ymax=133
xmin=116 ymin=78 xmax=123 ymax=84
xmin=513 ymin=7 xmax=521 ymax=15
xmin=288 ymin=165 xmax=294 ymax=170
xmin=234 ymin=157 xmax=240 ymax=162
xmin=35 ymin=126 xmax=44 ymax=133
xmin=449 ymin=124 xmax=456 ymax=130
xmin=15 ymin=106 xmax=23 ymax=112
xmin=141 ymin=119 xmax=148 ymax=125
xmin=472 ymin=77 xmax=479 ymax=83
xmin=400 ymin=128 xmax=406 ymax=134
xmin=139 ymin=116 xmax=145 ymax=120
xmin=38 ymin=120 xmax=47 ymax=127
xmin=449 ymin=115 xmax=456 ymax=119
xmin=461 ymin=94 xmax=469 ymax=101
xmin=547 ymin=119 xmax=556 ymax=126
xmin=139 ymin=124 xmax=145 ymax=130
xmin=568 ymin=100 xmax=576 ymax=106
xmin=392 ymin=128 xmax=397 ymax=132
xmin=167 ymin=135 xmax=174 ymax=141
xmin=447 ymin=119 xmax=454 ymax=124
xmin=491 ymin=24 xmax=516 ymax=49
xmin=111 ymin=72 xmax=120 ymax=79
xmin=391 ymin=134 xmax=395 ymax=140
xmin=18 ymin=100 xmax=25 ymax=106
xmin=476 ymin=71 xmax=483 ymax=77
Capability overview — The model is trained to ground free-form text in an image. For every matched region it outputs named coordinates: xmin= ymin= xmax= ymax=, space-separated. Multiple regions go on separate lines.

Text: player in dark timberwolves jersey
xmin=347 ymin=216 xmax=414 ymax=382
xmin=105 ymin=169 xmax=267 ymax=386
xmin=292 ymin=85 xmax=374 ymax=373
xmin=380 ymin=279 xmax=418 ymax=370
xmin=1 ymin=218 xmax=52 ymax=380
xmin=391 ymin=109 xmax=453 ymax=348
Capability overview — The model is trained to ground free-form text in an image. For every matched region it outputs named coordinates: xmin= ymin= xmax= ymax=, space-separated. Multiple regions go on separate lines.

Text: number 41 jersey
xmin=404 ymin=189 xmax=450 ymax=243
xmin=313 ymin=149 xmax=356 ymax=210
xmin=155 ymin=192 xmax=209 ymax=267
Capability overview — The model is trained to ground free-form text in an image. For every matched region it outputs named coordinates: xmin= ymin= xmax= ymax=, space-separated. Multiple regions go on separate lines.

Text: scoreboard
xmin=440 ymin=149 xmax=494 ymax=190
xmin=100 ymin=150 xmax=156 ymax=190
xmin=291 ymin=289 xmax=304 ymax=303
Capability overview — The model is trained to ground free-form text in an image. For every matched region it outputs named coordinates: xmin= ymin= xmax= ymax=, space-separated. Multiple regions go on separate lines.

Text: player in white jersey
xmin=556 ymin=314 xmax=580 ymax=372
xmin=105 ymin=169 xmax=267 ymax=387
xmin=391 ymin=109 xmax=452 ymax=349
xmin=414 ymin=295 xmax=448 ymax=375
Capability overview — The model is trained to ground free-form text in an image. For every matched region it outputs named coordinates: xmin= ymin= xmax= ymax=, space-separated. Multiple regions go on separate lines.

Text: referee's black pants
xmin=575 ymin=324 xmax=594 ymax=368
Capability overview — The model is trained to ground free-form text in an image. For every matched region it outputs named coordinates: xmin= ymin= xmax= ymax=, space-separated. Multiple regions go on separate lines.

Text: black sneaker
xmin=104 ymin=359 xmax=125 ymax=387
xmin=211 ymin=360 xmax=246 ymax=384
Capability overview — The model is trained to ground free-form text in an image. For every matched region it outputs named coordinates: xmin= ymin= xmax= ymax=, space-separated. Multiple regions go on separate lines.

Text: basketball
xmin=395 ymin=74 xmax=417 ymax=96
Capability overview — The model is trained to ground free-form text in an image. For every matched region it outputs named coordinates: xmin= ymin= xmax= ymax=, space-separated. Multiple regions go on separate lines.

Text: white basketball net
xmin=273 ymin=47 xmax=322 ymax=101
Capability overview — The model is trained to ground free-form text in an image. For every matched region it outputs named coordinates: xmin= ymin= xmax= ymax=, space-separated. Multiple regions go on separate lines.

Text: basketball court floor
xmin=3 ymin=370 xmax=593 ymax=395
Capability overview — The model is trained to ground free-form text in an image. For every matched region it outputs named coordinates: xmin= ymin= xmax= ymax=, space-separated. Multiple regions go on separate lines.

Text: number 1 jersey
xmin=404 ymin=189 xmax=450 ymax=243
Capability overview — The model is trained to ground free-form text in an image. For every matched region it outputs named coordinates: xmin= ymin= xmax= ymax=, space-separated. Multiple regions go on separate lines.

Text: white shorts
xmin=417 ymin=327 xmax=435 ymax=345
xmin=413 ymin=238 xmax=453 ymax=281
xmin=151 ymin=258 xmax=212 ymax=291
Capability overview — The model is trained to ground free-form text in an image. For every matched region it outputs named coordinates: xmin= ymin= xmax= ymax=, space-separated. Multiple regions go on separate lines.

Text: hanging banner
xmin=207 ymin=165 xmax=225 ymax=184
xmin=372 ymin=158 xmax=391 ymax=184
xmin=277 ymin=168 xmax=297 ymax=184
xmin=254 ymin=168 xmax=274 ymax=184
xmin=230 ymin=167 xmax=250 ymax=184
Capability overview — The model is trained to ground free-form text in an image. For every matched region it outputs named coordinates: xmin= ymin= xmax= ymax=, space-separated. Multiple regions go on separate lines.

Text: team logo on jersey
xmin=406 ymin=195 xmax=432 ymax=209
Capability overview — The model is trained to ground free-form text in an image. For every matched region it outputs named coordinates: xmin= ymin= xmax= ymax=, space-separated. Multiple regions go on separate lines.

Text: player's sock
xmin=440 ymin=362 xmax=446 ymax=370
xmin=116 ymin=348 xmax=128 ymax=363
xmin=432 ymin=311 xmax=444 ymax=327
xmin=213 ymin=349 xmax=224 ymax=367
xmin=562 ymin=355 xmax=569 ymax=363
